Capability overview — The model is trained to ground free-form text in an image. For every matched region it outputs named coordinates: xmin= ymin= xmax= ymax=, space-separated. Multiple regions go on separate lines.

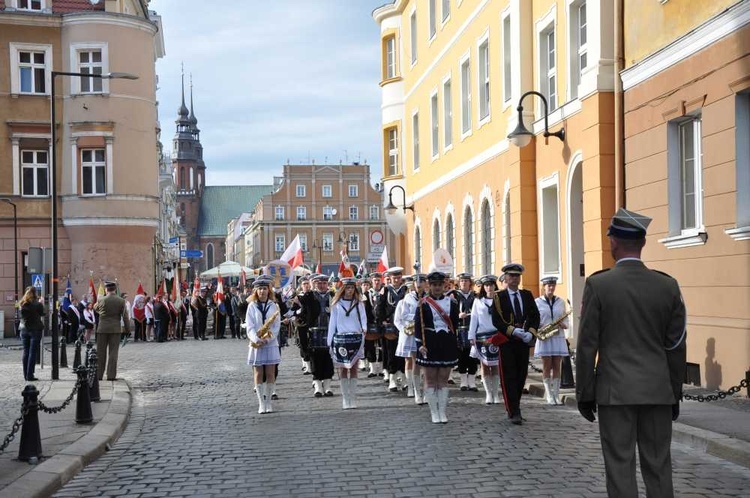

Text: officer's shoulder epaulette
xmin=588 ymin=268 xmax=611 ymax=278
xmin=651 ymin=269 xmax=676 ymax=280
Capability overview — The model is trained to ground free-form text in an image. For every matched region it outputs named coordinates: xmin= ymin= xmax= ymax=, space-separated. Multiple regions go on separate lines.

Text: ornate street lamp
xmin=507 ymin=90 xmax=565 ymax=148
xmin=384 ymin=185 xmax=414 ymax=214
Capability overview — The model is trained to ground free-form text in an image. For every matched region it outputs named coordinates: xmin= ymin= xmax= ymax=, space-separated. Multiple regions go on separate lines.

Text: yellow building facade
xmin=621 ymin=0 xmax=750 ymax=388
xmin=374 ymin=0 xmax=617 ymax=341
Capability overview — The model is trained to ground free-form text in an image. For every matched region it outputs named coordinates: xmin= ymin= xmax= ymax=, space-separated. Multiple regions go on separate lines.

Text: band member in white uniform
xmin=469 ymin=275 xmax=503 ymax=404
xmin=414 ymin=271 xmax=459 ymax=424
xmin=395 ymin=274 xmax=427 ymax=403
xmin=534 ymin=276 xmax=570 ymax=404
xmin=246 ymin=278 xmax=281 ymax=414
xmin=327 ymin=278 xmax=367 ymax=409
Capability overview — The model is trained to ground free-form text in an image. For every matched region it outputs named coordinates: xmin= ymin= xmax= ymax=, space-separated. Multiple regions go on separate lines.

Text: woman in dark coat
xmin=19 ymin=286 xmax=46 ymax=381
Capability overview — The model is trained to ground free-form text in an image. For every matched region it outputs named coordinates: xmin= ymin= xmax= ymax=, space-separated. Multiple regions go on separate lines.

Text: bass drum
xmin=365 ymin=324 xmax=383 ymax=341
xmin=308 ymin=327 xmax=328 ymax=350
xmin=383 ymin=324 xmax=398 ymax=341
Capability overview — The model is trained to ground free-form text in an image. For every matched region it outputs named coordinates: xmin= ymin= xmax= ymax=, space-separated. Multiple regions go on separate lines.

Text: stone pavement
xmin=1 ymin=337 xmax=748 ymax=497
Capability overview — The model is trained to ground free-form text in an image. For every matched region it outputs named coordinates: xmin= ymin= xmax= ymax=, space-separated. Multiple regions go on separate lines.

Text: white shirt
xmin=535 ymin=295 xmax=569 ymax=339
xmin=245 ymin=299 xmax=280 ymax=346
xmin=468 ymin=297 xmax=496 ymax=341
xmin=145 ymin=302 xmax=154 ymax=320
xmin=425 ymin=295 xmax=452 ymax=333
xmin=394 ymin=291 xmax=419 ymax=333
xmin=508 ymin=289 xmax=524 ymax=314
xmin=327 ymin=298 xmax=367 ymax=346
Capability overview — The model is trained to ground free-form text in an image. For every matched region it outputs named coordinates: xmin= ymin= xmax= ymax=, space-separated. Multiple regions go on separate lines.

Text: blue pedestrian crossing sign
xmin=32 ymin=274 xmax=44 ymax=292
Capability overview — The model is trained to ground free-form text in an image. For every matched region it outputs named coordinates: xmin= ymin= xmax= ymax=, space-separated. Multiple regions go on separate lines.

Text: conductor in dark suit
xmin=492 ymin=263 xmax=540 ymax=425
xmin=576 ymin=208 xmax=687 ymax=498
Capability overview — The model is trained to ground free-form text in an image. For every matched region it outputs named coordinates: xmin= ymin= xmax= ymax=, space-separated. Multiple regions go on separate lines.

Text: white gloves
xmin=512 ymin=328 xmax=533 ymax=344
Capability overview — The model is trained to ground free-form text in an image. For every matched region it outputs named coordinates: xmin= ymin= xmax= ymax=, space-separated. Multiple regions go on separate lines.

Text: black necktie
xmin=513 ymin=292 xmax=523 ymax=325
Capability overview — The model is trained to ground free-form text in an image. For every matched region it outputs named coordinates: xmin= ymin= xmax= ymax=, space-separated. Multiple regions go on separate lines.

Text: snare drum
xmin=308 ymin=327 xmax=328 ymax=350
xmin=457 ymin=326 xmax=470 ymax=349
xmin=476 ymin=330 xmax=500 ymax=364
xmin=365 ymin=324 xmax=383 ymax=341
xmin=383 ymin=324 xmax=398 ymax=341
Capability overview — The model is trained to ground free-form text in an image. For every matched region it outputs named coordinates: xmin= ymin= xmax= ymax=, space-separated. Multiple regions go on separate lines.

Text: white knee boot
xmin=424 ymin=388 xmax=440 ymax=423
xmin=349 ymin=378 xmax=358 ymax=409
xmin=388 ymin=373 xmax=398 ymax=391
xmin=340 ymin=378 xmax=350 ymax=409
xmin=460 ymin=373 xmax=469 ymax=391
xmin=322 ymin=378 xmax=333 ymax=396
xmin=467 ymin=373 xmax=477 ymax=391
xmin=405 ymin=370 xmax=415 ymax=397
xmin=543 ymin=378 xmax=554 ymax=405
xmin=265 ymin=383 xmax=274 ymax=413
xmin=551 ymin=378 xmax=561 ymax=405
xmin=437 ymin=388 xmax=449 ymax=424
xmin=492 ymin=375 xmax=502 ymax=404
xmin=413 ymin=373 xmax=424 ymax=404
xmin=313 ymin=379 xmax=323 ymax=397
xmin=256 ymin=383 xmax=266 ymax=414
xmin=482 ymin=377 xmax=493 ymax=404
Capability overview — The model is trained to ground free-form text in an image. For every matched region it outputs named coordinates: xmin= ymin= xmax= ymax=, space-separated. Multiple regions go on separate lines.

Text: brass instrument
xmin=249 ymin=309 xmax=280 ymax=349
xmin=533 ymin=308 xmax=572 ymax=341
xmin=404 ymin=321 xmax=415 ymax=336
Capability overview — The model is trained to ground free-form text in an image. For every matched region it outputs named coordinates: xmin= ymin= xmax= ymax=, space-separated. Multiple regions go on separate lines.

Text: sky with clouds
xmin=150 ymin=0 xmax=389 ymax=186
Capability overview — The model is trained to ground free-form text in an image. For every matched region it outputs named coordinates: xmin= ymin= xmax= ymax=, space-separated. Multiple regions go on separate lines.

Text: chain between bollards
xmin=683 ymin=378 xmax=749 ymax=402
xmin=0 ymin=404 xmax=27 ymax=454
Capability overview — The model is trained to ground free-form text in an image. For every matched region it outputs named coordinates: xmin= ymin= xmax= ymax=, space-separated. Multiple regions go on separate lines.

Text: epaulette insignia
xmin=651 ymin=269 xmax=675 ymax=280
xmin=588 ymin=268 xmax=611 ymax=278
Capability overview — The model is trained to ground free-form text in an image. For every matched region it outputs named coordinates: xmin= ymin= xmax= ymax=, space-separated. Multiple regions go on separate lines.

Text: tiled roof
xmin=52 ymin=0 xmax=105 ymax=13
xmin=197 ymin=185 xmax=273 ymax=237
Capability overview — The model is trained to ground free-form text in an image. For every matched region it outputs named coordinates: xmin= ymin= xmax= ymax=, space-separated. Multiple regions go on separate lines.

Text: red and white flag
xmin=338 ymin=247 xmax=354 ymax=277
xmin=156 ymin=279 xmax=166 ymax=298
xmin=133 ymin=282 xmax=146 ymax=323
xmin=377 ymin=246 xmax=390 ymax=274
xmin=88 ymin=278 xmax=98 ymax=305
xmin=240 ymin=268 xmax=247 ymax=289
xmin=280 ymin=234 xmax=304 ymax=269
xmin=193 ymin=276 xmax=200 ymax=296
xmin=315 ymin=261 xmax=322 ymax=274
xmin=215 ymin=272 xmax=225 ymax=306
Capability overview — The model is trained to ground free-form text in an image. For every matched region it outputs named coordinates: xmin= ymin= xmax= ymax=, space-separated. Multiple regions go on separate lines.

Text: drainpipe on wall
xmin=614 ymin=0 xmax=625 ymax=210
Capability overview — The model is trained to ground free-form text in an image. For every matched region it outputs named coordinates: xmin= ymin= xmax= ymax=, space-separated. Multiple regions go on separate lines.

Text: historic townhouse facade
xmin=374 ymin=0 xmax=616 ymax=342
xmin=621 ymin=0 xmax=750 ymax=388
xmin=0 ymin=0 xmax=164 ymax=335
xmin=243 ymin=163 xmax=396 ymax=276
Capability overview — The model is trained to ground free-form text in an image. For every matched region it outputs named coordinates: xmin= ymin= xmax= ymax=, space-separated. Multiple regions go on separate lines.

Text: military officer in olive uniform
xmin=576 ymin=208 xmax=687 ymax=498
xmin=94 ymin=281 xmax=131 ymax=380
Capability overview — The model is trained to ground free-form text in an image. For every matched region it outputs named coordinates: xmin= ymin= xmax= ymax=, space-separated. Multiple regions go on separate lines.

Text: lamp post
xmin=311 ymin=239 xmax=324 ymax=272
xmin=0 ymin=198 xmax=18 ymax=335
xmin=50 ymin=70 xmax=138 ymax=380
xmin=507 ymin=90 xmax=565 ymax=148
xmin=384 ymin=184 xmax=415 ymax=214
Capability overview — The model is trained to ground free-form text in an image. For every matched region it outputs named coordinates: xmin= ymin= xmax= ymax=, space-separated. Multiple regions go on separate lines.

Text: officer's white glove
xmin=512 ymin=328 xmax=533 ymax=344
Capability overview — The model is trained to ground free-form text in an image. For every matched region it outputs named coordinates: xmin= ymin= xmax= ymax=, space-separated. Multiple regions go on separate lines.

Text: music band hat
xmin=328 ymin=275 xmax=340 ymax=283
xmin=607 ymin=207 xmax=652 ymax=240
xmin=498 ymin=274 xmax=506 ymax=283
xmin=298 ymin=275 xmax=310 ymax=282
xmin=501 ymin=263 xmax=525 ymax=275
xmin=384 ymin=266 xmax=404 ymax=276
xmin=427 ymin=271 xmax=447 ymax=283
xmin=369 ymin=271 xmax=383 ymax=278
xmin=541 ymin=276 xmax=558 ymax=285
xmin=252 ymin=277 xmax=272 ymax=288
xmin=341 ymin=277 xmax=357 ymax=286
xmin=311 ymin=274 xmax=328 ymax=282
xmin=478 ymin=275 xmax=498 ymax=285
xmin=456 ymin=272 xmax=473 ymax=281
xmin=104 ymin=281 xmax=117 ymax=290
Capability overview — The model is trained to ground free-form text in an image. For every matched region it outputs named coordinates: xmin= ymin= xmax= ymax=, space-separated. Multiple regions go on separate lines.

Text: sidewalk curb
xmin=526 ymin=381 xmax=750 ymax=470
xmin=0 ymin=380 xmax=132 ymax=498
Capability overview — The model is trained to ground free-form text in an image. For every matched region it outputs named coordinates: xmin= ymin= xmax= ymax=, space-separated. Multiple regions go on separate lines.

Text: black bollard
xmin=88 ymin=348 xmax=101 ymax=402
xmin=60 ymin=337 xmax=68 ymax=368
xmin=18 ymin=385 xmax=43 ymax=462
xmin=85 ymin=342 xmax=93 ymax=367
xmin=73 ymin=340 xmax=82 ymax=370
xmin=75 ymin=365 xmax=93 ymax=424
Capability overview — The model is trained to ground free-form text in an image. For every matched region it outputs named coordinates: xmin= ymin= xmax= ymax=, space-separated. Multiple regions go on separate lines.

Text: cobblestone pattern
xmin=45 ymin=339 xmax=750 ymax=498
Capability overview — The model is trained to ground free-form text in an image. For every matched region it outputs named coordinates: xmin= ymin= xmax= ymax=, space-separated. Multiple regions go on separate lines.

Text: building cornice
xmin=62 ymin=217 xmax=159 ymax=228
xmin=62 ymin=12 xmax=158 ymax=34
xmin=372 ymin=1 xmax=405 ymax=23
xmin=0 ymin=12 xmax=61 ymax=27
xmin=621 ymin=0 xmax=750 ymax=91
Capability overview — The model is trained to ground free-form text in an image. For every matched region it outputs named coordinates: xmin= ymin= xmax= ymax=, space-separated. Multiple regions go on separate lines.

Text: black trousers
xmin=178 ymin=313 xmax=187 ymax=340
xmin=384 ymin=338 xmax=404 ymax=374
xmin=457 ymin=347 xmax=478 ymax=374
xmin=215 ymin=311 xmax=226 ymax=338
xmin=133 ymin=320 xmax=144 ymax=341
xmin=228 ymin=313 xmax=237 ymax=338
xmin=498 ymin=340 xmax=529 ymax=418
xmin=364 ymin=339 xmax=379 ymax=363
xmin=198 ymin=311 xmax=208 ymax=339
xmin=298 ymin=327 xmax=311 ymax=362
xmin=310 ymin=348 xmax=333 ymax=380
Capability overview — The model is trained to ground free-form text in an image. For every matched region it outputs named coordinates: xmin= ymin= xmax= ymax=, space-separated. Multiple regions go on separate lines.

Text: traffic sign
xmin=181 ymin=250 xmax=203 ymax=258
xmin=169 ymin=236 xmax=179 ymax=244
xmin=32 ymin=274 xmax=44 ymax=292
xmin=370 ymin=230 xmax=384 ymax=245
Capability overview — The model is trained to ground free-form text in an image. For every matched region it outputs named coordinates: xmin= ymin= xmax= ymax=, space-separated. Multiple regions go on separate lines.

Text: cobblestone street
xmin=0 ymin=340 xmax=743 ymax=498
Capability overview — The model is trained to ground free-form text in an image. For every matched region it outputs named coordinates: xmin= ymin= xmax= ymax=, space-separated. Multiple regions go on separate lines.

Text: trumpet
xmin=404 ymin=321 xmax=416 ymax=336
xmin=249 ymin=309 xmax=280 ymax=348
xmin=533 ymin=309 xmax=572 ymax=341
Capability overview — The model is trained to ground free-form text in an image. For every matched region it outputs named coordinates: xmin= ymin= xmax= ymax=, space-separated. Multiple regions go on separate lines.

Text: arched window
xmin=189 ymin=167 xmax=194 ymax=190
xmin=206 ymin=243 xmax=215 ymax=270
xmin=432 ymin=218 xmax=441 ymax=252
xmin=414 ymin=225 xmax=422 ymax=268
xmin=463 ymin=206 xmax=473 ymax=273
xmin=503 ymin=191 xmax=511 ymax=265
xmin=481 ymin=199 xmax=493 ymax=274
xmin=179 ymin=167 xmax=185 ymax=189
xmin=445 ymin=213 xmax=455 ymax=257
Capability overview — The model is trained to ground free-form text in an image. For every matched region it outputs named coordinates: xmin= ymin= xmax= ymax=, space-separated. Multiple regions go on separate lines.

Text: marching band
xmin=242 ymin=256 xmax=572 ymax=426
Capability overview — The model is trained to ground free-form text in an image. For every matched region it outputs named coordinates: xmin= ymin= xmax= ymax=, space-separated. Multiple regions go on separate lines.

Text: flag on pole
xmin=356 ymin=259 xmax=366 ymax=278
xmin=377 ymin=246 xmax=390 ymax=274
xmin=133 ymin=282 xmax=146 ymax=323
xmin=280 ymin=234 xmax=304 ymax=269
xmin=89 ymin=278 xmax=98 ymax=305
xmin=156 ymin=279 xmax=166 ymax=298
xmin=338 ymin=247 xmax=353 ymax=278
xmin=215 ymin=272 xmax=225 ymax=306
xmin=193 ymin=276 xmax=200 ymax=295
xmin=97 ymin=281 xmax=105 ymax=300
xmin=62 ymin=278 xmax=72 ymax=311
xmin=315 ymin=261 xmax=322 ymax=274
xmin=240 ymin=268 xmax=247 ymax=289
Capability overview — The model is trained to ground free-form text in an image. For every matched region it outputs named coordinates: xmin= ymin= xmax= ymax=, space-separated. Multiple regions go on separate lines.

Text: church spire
xmin=189 ymin=73 xmax=198 ymax=130
xmin=177 ymin=62 xmax=189 ymax=119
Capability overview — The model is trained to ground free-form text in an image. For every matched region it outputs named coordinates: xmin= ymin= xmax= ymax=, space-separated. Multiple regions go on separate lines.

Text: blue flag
xmin=62 ymin=278 xmax=72 ymax=311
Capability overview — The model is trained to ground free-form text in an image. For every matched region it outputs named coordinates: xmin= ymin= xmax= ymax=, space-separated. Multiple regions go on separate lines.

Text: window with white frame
xmin=296 ymin=184 xmax=306 ymax=197
xmin=370 ymin=205 xmax=379 ymax=220
xmin=410 ymin=10 xmax=418 ymax=65
xmin=442 ymin=0 xmax=450 ymax=22
xmin=322 ymin=185 xmax=332 ymax=198
xmin=275 ymin=234 xmax=286 ymax=253
xmin=348 ymin=185 xmax=358 ymax=197
xmin=275 ymin=206 xmax=284 ymax=221
xmin=297 ymin=206 xmax=306 ymax=220
xmin=569 ymin=1 xmax=587 ymax=100
xmin=415 ymin=226 xmax=423 ymax=267
xmin=81 ymin=148 xmax=106 ymax=195
xmin=463 ymin=206 xmax=473 ymax=272
xmin=666 ymin=115 xmax=704 ymax=235
xmin=429 ymin=0 xmax=437 ymax=39
xmin=78 ymin=50 xmax=103 ymax=94
xmin=478 ymin=38 xmax=490 ymax=121
xmin=21 ymin=150 xmax=49 ymax=197
xmin=432 ymin=218 xmax=441 ymax=251
xmin=323 ymin=233 xmax=334 ymax=252
xmin=387 ymin=127 xmax=399 ymax=176
xmin=431 ymin=92 xmax=439 ymax=158
xmin=735 ymin=92 xmax=750 ymax=231
xmin=323 ymin=205 xmax=334 ymax=220
xmin=385 ymin=36 xmax=397 ymax=79
xmin=461 ymin=57 xmax=472 ymax=135
xmin=539 ymin=24 xmax=557 ymax=111
xmin=540 ymin=179 xmax=560 ymax=275
xmin=443 ymin=78 xmax=453 ymax=149
xmin=17 ymin=0 xmax=44 ymax=11
xmin=445 ymin=213 xmax=454 ymax=257
xmin=502 ymin=13 xmax=512 ymax=103
xmin=19 ymin=50 xmax=47 ymax=94
xmin=349 ymin=206 xmax=359 ymax=221
xmin=348 ymin=233 xmax=360 ymax=252
xmin=300 ymin=234 xmax=308 ymax=252
xmin=503 ymin=191 xmax=512 ymax=265
xmin=481 ymin=199 xmax=493 ymax=275
xmin=412 ymin=112 xmax=420 ymax=171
